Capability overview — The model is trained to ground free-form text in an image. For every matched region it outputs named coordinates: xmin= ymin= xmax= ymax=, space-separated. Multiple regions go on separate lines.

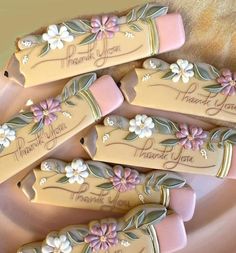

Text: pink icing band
xmin=169 ymin=186 xmax=196 ymax=222
xmin=155 ymin=13 xmax=185 ymax=53
xmin=89 ymin=75 xmax=124 ymax=116
xmin=156 ymin=213 xmax=187 ymax=253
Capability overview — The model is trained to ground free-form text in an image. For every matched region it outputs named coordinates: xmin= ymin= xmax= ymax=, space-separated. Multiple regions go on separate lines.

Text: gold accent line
xmin=148 ymin=225 xmax=160 ymax=253
xmin=160 ymin=187 xmax=170 ymax=207
xmin=216 ymin=142 xmax=233 ymax=178
xmin=148 ymin=19 xmax=159 ymax=55
xmin=79 ymin=90 xmax=102 ymax=120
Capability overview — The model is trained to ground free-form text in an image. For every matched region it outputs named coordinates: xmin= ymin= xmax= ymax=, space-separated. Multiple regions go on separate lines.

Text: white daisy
xmin=129 ymin=114 xmax=155 ymax=138
xmin=42 ymin=25 xmax=74 ymax=50
xmin=42 ymin=235 xmax=72 ymax=253
xmin=65 ymin=159 xmax=89 ymax=184
xmin=170 ymin=59 xmax=194 ymax=83
xmin=0 ymin=124 xmax=16 ymax=148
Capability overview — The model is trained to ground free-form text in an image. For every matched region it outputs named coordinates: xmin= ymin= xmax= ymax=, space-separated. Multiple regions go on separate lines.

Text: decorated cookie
xmin=17 ymin=204 xmax=187 ymax=253
xmin=5 ymin=4 xmax=185 ymax=87
xmin=81 ymin=114 xmax=236 ymax=179
xmin=19 ymin=158 xmax=195 ymax=221
xmin=121 ymin=58 xmax=236 ymax=125
xmin=0 ymin=74 xmax=123 ymax=183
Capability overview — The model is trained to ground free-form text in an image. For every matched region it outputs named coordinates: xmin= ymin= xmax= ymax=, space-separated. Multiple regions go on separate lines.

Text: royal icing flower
xmin=85 ymin=223 xmax=118 ymax=252
xmin=176 ymin=124 xmax=208 ymax=150
xmin=170 ymin=59 xmax=194 ymax=83
xmin=129 ymin=114 xmax=155 ymax=138
xmin=42 ymin=235 xmax=72 ymax=253
xmin=65 ymin=159 xmax=89 ymax=184
xmin=91 ymin=15 xmax=119 ymax=40
xmin=110 ymin=166 xmax=140 ymax=192
xmin=217 ymin=69 xmax=236 ymax=96
xmin=31 ymin=98 xmax=61 ymax=126
xmin=42 ymin=25 xmax=74 ymax=49
xmin=0 ymin=124 xmax=16 ymax=148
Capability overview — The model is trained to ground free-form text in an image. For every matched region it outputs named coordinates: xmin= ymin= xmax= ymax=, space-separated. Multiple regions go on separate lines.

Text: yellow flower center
xmin=188 ymin=135 xmax=194 ymax=141
xmin=100 ymin=25 xmax=106 ymax=32
xmin=53 ymin=248 xmax=61 ymax=253
xmin=43 ymin=110 xmax=49 ymax=116
xmin=100 ymin=236 xmax=107 ymax=242
xmin=229 ymin=80 xmax=236 ymax=86
xmin=121 ymin=178 xmax=126 ymax=184
xmin=140 ymin=123 xmax=145 ymax=129
xmin=0 ymin=133 xmax=6 ymax=140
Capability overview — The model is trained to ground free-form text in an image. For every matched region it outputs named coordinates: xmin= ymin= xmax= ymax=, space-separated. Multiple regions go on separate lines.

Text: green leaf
xmin=221 ymin=129 xmax=233 ymax=141
xmin=193 ymin=64 xmax=211 ymax=81
xmin=0 ymin=145 xmax=4 ymax=153
xmin=64 ymin=20 xmax=88 ymax=34
xmin=104 ymin=167 xmax=115 ymax=178
xmin=30 ymin=120 xmax=44 ymax=135
xmin=67 ymin=231 xmax=84 ymax=244
xmin=152 ymin=117 xmax=179 ymax=134
xmin=78 ymin=73 xmax=97 ymax=91
xmin=160 ymin=139 xmax=179 ymax=146
xmin=162 ymin=70 xmax=176 ymax=80
xmin=126 ymin=9 xmax=136 ymax=23
xmin=203 ymin=84 xmax=224 ymax=94
xmin=57 ymin=176 xmax=69 ymax=183
xmin=69 ymin=79 xmax=79 ymax=96
xmin=61 ymin=87 xmax=70 ymax=102
xmin=65 ymin=100 xmax=76 ymax=106
xmin=123 ymin=231 xmax=139 ymax=240
xmin=162 ymin=178 xmax=186 ymax=189
xmin=225 ymin=133 xmax=236 ymax=144
xmin=122 ymin=217 xmax=134 ymax=231
xmin=146 ymin=6 xmax=168 ymax=19
xmin=19 ymin=112 xmax=34 ymax=120
xmin=144 ymin=186 xmax=151 ymax=195
xmin=96 ymin=182 xmax=114 ymax=190
xmin=210 ymin=65 xmax=221 ymax=77
xmin=81 ymin=244 xmax=92 ymax=253
xmin=39 ymin=43 xmax=50 ymax=57
xmin=142 ymin=210 xmax=166 ymax=226
xmin=134 ymin=210 xmax=145 ymax=228
xmin=88 ymin=164 xmax=105 ymax=178
xmin=6 ymin=117 xmax=29 ymax=128
xmin=124 ymin=132 xmax=138 ymax=141
xmin=128 ymin=23 xmax=142 ymax=32
xmin=79 ymin=33 xmax=97 ymax=46
xmin=136 ymin=3 xmax=149 ymax=20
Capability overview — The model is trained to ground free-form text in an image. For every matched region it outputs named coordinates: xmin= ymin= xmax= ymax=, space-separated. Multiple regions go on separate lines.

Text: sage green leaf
xmin=67 ymin=231 xmax=84 ymax=244
xmin=134 ymin=210 xmax=145 ymax=228
xmin=30 ymin=120 xmax=44 ymax=135
xmin=65 ymin=100 xmax=76 ymax=106
xmin=162 ymin=178 xmax=186 ymax=189
xmin=79 ymin=19 xmax=92 ymax=29
xmin=78 ymin=73 xmax=97 ymax=91
xmin=128 ymin=23 xmax=142 ymax=32
xmin=123 ymin=231 xmax=139 ymax=240
xmin=124 ymin=132 xmax=138 ymax=141
xmin=144 ymin=186 xmax=151 ymax=195
xmin=142 ymin=210 xmax=166 ymax=226
xmin=122 ymin=217 xmax=134 ymax=231
xmin=104 ymin=167 xmax=115 ymax=178
xmin=162 ymin=70 xmax=176 ymax=80
xmin=61 ymin=87 xmax=70 ymax=102
xmin=225 ymin=133 xmax=236 ymax=144
xmin=79 ymin=33 xmax=97 ymax=46
xmin=19 ymin=112 xmax=34 ymax=120
xmin=6 ymin=117 xmax=29 ymax=128
xmin=126 ymin=9 xmax=136 ymax=23
xmin=152 ymin=117 xmax=179 ymax=134
xmin=69 ymin=79 xmax=79 ymax=96
xmin=193 ymin=64 xmax=212 ymax=81
xmin=81 ymin=244 xmax=92 ymax=253
xmin=96 ymin=182 xmax=114 ymax=190
xmin=160 ymin=139 xmax=179 ymax=146
xmin=203 ymin=84 xmax=224 ymax=94
xmin=88 ymin=164 xmax=105 ymax=178
xmin=145 ymin=6 xmax=168 ymax=19
xmin=57 ymin=176 xmax=69 ymax=183
xmin=39 ymin=43 xmax=50 ymax=57
xmin=221 ymin=129 xmax=233 ymax=141
xmin=136 ymin=3 xmax=149 ymax=19
xmin=146 ymin=174 xmax=155 ymax=187
xmin=64 ymin=20 xmax=87 ymax=34
xmin=210 ymin=65 xmax=221 ymax=77
xmin=0 ymin=145 xmax=4 ymax=153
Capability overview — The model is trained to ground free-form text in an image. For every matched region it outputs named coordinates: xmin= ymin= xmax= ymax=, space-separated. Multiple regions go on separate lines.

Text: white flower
xmin=42 ymin=235 xmax=72 ymax=253
xmin=0 ymin=124 xmax=16 ymax=148
xmin=170 ymin=59 xmax=194 ymax=83
xmin=42 ymin=25 xmax=74 ymax=50
xmin=129 ymin=115 xmax=155 ymax=138
xmin=65 ymin=159 xmax=89 ymax=184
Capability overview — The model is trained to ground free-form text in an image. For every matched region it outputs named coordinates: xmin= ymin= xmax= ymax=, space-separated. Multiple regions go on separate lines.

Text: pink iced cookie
xmin=169 ymin=186 xmax=196 ymax=222
xmin=156 ymin=213 xmax=187 ymax=253
xmin=156 ymin=13 xmax=185 ymax=53
xmin=89 ymin=75 xmax=123 ymax=115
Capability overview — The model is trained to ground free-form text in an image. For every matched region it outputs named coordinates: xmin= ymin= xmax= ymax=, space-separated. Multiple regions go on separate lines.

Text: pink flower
xmin=217 ymin=69 xmax=236 ymax=96
xmin=31 ymin=98 xmax=61 ymax=126
xmin=110 ymin=166 xmax=141 ymax=192
xmin=91 ymin=15 xmax=119 ymax=40
xmin=176 ymin=124 xmax=208 ymax=150
xmin=84 ymin=223 xmax=118 ymax=252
